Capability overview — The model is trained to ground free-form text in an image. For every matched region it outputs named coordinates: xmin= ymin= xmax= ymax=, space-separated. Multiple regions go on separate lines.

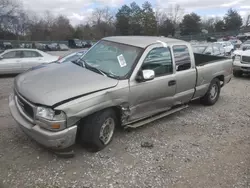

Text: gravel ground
xmin=0 ymin=55 xmax=250 ymax=187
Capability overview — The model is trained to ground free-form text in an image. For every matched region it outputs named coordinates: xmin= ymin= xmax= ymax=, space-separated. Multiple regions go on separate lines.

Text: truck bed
xmin=194 ymin=53 xmax=229 ymax=66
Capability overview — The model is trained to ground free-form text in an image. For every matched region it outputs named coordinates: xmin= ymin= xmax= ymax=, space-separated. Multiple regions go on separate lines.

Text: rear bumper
xmin=9 ymin=93 xmax=77 ymax=150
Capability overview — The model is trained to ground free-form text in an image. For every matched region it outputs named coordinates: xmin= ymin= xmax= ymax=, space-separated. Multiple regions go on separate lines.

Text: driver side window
xmin=142 ymin=47 xmax=173 ymax=77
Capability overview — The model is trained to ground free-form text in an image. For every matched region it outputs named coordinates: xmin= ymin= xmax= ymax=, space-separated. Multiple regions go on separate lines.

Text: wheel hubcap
xmin=99 ymin=118 xmax=115 ymax=145
xmin=210 ymin=84 xmax=218 ymax=100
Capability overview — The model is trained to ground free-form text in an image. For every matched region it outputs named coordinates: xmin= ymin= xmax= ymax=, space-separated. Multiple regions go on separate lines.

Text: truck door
xmin=128 ymin=44 xmax=176 ymax=121
xmin=172 ymin=45 xmax=196 ymax=104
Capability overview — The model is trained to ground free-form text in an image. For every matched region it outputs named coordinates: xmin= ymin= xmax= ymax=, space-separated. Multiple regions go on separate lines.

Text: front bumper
xmin=233 ymin=65 xmax=250 ymax=72
xmin=9 ymin=93 xmax=77 ymax=150
xmin=233 ymin=60 xmax=250 ymax=72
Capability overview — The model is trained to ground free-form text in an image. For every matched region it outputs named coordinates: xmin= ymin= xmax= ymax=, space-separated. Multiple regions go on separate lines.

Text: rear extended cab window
xmin=173 ymin=45 xmax=192 ymax=71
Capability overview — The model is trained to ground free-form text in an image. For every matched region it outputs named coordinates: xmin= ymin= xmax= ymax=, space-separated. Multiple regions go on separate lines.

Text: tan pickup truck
xmin=9 ymin=36 xmax=233 ymax=154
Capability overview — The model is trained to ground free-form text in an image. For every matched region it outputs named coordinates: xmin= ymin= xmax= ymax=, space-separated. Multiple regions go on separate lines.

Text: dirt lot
xmin=0 ymin=52 xmax=250 ymax=187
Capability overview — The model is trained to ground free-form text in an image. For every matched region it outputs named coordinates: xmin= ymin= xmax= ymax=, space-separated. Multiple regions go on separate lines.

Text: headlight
xmin=234 ymin=55 xmax=241 ymax=61
xmin=36 ymin=107 xmax=67 ymax=131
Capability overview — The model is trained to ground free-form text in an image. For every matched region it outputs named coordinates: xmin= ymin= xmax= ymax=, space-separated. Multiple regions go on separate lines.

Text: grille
xmin=241 ymin=56 xmax=250 ymax=63
xmin=17 ymin=95 xmax=34 ymax=119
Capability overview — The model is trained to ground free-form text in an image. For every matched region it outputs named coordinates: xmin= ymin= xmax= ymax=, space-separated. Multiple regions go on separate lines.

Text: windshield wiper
xmin=78 ymin=59 xmax=120 ymax=79
xmin=106 ymin=72 xmax=120 ymax=79
xmin=71 ymin=60 xmax=83 ymax=67
xmin=84 ymin=63 xmax=107 ymax=76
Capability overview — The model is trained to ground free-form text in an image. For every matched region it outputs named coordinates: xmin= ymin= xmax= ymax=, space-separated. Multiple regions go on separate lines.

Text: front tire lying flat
xmin=201 ymin=78 xmax=221 ymax=106
xmin=80 ymin=109 xmax=117 ymax=152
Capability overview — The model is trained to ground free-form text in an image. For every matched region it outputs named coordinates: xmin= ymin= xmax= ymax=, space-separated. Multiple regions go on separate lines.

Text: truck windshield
xmin=79 ymin=40 xmax=143 ymax=79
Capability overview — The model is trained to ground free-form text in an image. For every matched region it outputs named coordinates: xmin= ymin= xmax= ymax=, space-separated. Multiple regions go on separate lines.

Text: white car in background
xmin=57 ymin=49 xmax=88 ymax=63
xmin=233 ymin=49 xmax=250 ymax=77
xmin=0 ymin=49 xmax=60 ymax=74
xmin=30 ymin=49 xmax=88 ymax=71
xmin=215 ymin=41 xmax=235 ymax=55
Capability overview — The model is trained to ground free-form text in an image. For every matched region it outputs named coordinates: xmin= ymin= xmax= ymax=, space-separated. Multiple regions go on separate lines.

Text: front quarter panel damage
xmin=55 ymin=80 xmax=130 ymax=127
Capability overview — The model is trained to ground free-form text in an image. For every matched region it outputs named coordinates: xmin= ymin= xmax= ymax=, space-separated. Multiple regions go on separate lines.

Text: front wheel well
xmin=77 ymin=106 xmax=124 ymax=129
xmin=215 ymin=75 xmax=224 ymax=87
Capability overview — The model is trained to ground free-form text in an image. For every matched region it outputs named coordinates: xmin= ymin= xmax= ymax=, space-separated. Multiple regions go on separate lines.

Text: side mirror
xmin=137 ymin=69 xmax=155 ymax=82
xmin=0 ymin=55 xmax=3 ymax=60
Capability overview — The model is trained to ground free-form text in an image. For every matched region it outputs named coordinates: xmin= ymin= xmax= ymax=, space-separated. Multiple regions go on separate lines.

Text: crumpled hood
xmin=15 ymin=63 xmax=118 ymax=106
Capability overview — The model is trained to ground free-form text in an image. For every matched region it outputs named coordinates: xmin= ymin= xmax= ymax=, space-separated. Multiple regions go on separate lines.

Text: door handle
xmin=168 ymin=80 xmax=176 ymax=86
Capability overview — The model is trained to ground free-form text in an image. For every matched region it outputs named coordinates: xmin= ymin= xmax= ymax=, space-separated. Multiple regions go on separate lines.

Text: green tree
xmin=141 ymin=1 xmax=157 ymax=35
xmin=115 ymin=5 xmax=131 ymax=35
xmin=51 ymin=15 xmax=74 ymax=40
xmin=129 ymin=2 xmax=142 ymax=35
xmin=158 ymin=18 xmax=175 ymax=36
xmin=74 ymin=25 xmax=84 ymax=39
xmin=214 ymin=20 xmax=225 ymax=32
xmin=180 ymin=13 xmax=201 ymax=35
xmin=224 ymin=8 xmax=242 ymax=31
xmin=201 ymin=17 xmax=216 ymax=33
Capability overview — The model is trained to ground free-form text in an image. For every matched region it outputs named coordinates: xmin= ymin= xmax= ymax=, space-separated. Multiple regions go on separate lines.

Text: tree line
xmin=1 ymin=0 xmax=250 ymax=41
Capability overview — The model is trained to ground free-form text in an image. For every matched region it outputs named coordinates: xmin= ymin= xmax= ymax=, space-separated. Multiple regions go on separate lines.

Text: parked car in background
xmin=58 ymin=44 xmax=69 ymax=51
xmin=1 ymin=42 xmax=13 ymax=50
xmin=58 ymin=50 xmax=87 ymax=63
xmin=33 ymin=43 xmax=47 ymax=51
xmin=215 ymin=41 xmax=234 ymax=55
xmin=68 ymin=39 xmax=83 ymax=48
xmin=0 ymin=49 xmax=60 ymax=74
xmin=9 ymin=36 xmax=232 ymax=153
xmin=46 ymin=43 xmax=60 ymax=51
xmin=30 ymin=49 xmax=88 ymax=71
xmin=237 ymin=33 xmax=250 ymax=43
xmin=240 ymin=40 xmax=250 ymax=51
xmin=229 ymin=39 xmax=242 ymax=49
xmin=207 ymin=37 xmax=217 ymax=42
xmin=82 ymin=41 xmax=93 ymax=48
xmin=20 ymin=43 xmax=32 ymax=49
xmin=192 ymin=43 xmax=226 ymax=56
xmin=233 ymin=49 xmax=250 ymax=77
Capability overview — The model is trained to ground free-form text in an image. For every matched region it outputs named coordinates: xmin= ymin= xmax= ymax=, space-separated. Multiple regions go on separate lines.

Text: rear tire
xmin=233 ymin=70 xmax=243 ymax=77
xmin=80 ymin=109 xmax=117 ymax=152
xmin=201 ymin=78 xmax=221 ymax=106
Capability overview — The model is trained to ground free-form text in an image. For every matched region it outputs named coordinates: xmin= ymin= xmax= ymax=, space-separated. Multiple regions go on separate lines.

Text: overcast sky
xmin=21 ymin=0 xmax=250 ymax=25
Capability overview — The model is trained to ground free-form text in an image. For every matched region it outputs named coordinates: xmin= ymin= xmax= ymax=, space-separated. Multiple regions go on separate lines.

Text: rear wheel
xmin=79 ymin=109 xmax=117 ymax=152
xmin=233 ymin=70 xmax=243 ymax=77
xmin=201 ymin=78 xmax=221 ymax=106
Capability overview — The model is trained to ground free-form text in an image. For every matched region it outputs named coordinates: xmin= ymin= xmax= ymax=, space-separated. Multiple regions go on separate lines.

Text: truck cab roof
xmin=103 ymin=36 xmax=188 ymax=48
